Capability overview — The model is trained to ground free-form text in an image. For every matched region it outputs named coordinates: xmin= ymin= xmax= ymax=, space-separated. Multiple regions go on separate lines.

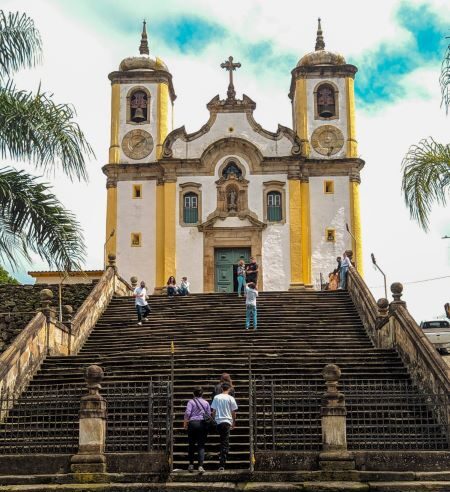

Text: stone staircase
xmin=0 ymin=290 xmax=447 ymax=472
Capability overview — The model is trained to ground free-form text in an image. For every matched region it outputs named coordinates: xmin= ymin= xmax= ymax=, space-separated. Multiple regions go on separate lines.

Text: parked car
xmin=420 ymin=320 xmax=450 ymax=354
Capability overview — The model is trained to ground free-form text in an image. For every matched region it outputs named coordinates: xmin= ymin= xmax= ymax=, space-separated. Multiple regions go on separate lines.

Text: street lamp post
xmin=371 ymin=253 xmax=387 ymax=299
xmin=104 ymin=229 xmax=115 ymax=270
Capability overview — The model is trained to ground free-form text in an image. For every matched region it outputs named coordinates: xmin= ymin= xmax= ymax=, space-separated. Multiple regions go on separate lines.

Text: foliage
xmin=401 ymin=139 xmax=450 ymax=231
xmin=0 ymin=11 xmax=94 ymax=270
xmin=0 ymin=167 xmax=85 ymax=270
xmin=0 ymin=264 xmax=18 ymax=284
xmin=402 ymin=40 xmax=450 ymax=230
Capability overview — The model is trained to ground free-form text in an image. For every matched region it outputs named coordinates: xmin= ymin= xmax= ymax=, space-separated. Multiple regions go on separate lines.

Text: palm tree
xmin=0 ymin=11 xmax=94 ymax=269
xmin=401 ymin=42 xmax=450 ymax=231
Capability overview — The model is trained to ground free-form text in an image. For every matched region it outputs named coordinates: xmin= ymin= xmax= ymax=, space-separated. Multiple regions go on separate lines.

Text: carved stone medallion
xmin=122 ymin=129 xmax=153 ymax=159
xmin=311 ymin=125 xmax=344 ymax=156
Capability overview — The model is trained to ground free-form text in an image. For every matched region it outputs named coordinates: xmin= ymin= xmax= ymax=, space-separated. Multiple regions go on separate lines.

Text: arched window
xmin=183 ymin=192 xmax=198 ymax=224
xmin=316 ymin=83 xmax=336 ymax=118
xmin=130 ymin=90 xmax=148 ymax=123
xmin=267 ymin=191 xmax=282 ymax=222
xmin=222 ymin=161 xmax=242 ymax=179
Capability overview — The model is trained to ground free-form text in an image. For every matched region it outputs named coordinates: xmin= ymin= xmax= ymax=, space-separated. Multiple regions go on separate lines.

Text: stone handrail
xmin=0 ymin=312 xmax=47 ymax=399
xmin=347 ymin=267 xmax=450 ymax=424
xmin=347 ymin=268 xmax=378 ymax=343
xmin=70 ymin=267 xmax=133 ymax=355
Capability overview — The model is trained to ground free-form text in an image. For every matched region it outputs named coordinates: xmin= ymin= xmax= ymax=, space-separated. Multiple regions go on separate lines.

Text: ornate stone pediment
xmin=198 ymin=210 xmax=266 ymax=232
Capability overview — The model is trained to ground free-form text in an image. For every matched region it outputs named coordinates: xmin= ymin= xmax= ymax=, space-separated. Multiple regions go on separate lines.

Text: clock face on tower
xmin=122 ymin=129 xmax=153 ymax=160
xmin=311 ymin=125 xmax=344 ymax=156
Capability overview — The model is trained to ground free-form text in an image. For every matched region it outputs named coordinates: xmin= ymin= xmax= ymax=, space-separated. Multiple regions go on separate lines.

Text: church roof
xmin=297 ymin=18 xmax=346 ymax=67
xmin=119 ymin=21 xmax=170 ymax=72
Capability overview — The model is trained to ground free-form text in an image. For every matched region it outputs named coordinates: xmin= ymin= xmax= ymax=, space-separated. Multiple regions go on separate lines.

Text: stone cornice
xmin=108 ymin=70 xmax=176 ymax=102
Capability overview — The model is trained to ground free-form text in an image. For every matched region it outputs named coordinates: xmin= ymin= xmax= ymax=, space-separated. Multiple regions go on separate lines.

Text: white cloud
xmin=2 ymin=0 xmax=449 ymax=321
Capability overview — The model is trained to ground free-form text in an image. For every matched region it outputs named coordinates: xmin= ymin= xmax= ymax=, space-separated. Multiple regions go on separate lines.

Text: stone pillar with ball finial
xmin=319 ymin=364 xmax=355 ymax=470
xmin=70 ymin=365 xmax=107 ymax=474
xmin=389 ymin=282 xmax=406 ymax=314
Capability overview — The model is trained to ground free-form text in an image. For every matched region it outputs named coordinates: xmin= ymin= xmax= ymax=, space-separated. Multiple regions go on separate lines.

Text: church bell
xmin=133 ymin=107 xmax=145 ymax=122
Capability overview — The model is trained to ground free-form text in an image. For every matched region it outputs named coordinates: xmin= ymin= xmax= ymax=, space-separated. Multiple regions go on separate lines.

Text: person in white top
xmin=211 ymin=382 xmax=238 ymax=471
xmin=178 ymin=276 xmax=190 ymax=296
xmin=339 ymin=251 xmax=352 ymax=290
xmin=134 ymin=280 xmax=150 ymax=326
xmin=245 ymin=282 xmax=258 ymax=330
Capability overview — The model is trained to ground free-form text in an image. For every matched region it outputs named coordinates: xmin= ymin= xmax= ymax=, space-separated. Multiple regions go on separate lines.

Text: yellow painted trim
xmin=325 ymin=228 xmax=336 ymax=242
xmin=109 ymin=83 xmax=121 ymax=164
xmin=294 ymin=78 xmax=310 ymax=157
xmin=288 ymin=179 xmax=303 ymax=285
xmin=156 ymin=83 xmax=169 ymax=159
xmin=300 ymin=181 xmax=312 ymax=285
xmin=155 ymin=184 xmax=165 ymax=287
xmin=105 ymin=186 xmax=117 ymax=262
xmin=349 ymin=180 xmax=363 ymax=276
xmin=163 ymin=182 xmax=176 ymax=281
xmin=345 ymin=77 xmax=358 ymax=158
xmin=130 ymin=232 xmax=142 ymax=247
xmin=132 ymin=184 xmax=142 ymax=199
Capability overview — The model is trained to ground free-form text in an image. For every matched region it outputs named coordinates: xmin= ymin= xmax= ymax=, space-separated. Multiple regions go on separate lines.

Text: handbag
xmin=193 ymin=398 xmax=216 ymax=431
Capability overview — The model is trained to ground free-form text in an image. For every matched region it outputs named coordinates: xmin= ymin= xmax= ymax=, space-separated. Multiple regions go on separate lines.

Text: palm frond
xmin=441 ymin=41 xmax=450 ymax=114
xmin=0 ymin=84 xmax=94 ymax=181
xmin=0 ymin=11 xmax=42 ymax=79
xmin=0 ymin=167 xmax=86 ymax=270
xmin=401 ymin=138 xmax=450 ymax=231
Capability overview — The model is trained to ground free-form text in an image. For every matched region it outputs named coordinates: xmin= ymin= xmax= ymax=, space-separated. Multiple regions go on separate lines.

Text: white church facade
xmin=103 ymin=20 xmax=364 ymax=293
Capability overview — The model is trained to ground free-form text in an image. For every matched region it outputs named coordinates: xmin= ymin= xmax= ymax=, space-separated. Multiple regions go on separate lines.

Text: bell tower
xmin=288 ymin=19 xmax=363 ymax=283
xmin=104 ymin=21 xmax=176 ymax=266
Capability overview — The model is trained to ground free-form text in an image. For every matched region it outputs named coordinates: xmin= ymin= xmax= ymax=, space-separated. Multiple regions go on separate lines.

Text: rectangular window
xmin=131 ymin=232 xmax=141 ymax=247
xmin=132 ymin=184 xmax=142 ymax=199
xmin=183 ymin=193 xmax=199 ymax=224
xmin=326 ymin=228 xmax=336 ymax=242
xmin=324 ymin=180 xmax=334 ymax=194
xmin=267 ymin=191 xmax=282 ymax=222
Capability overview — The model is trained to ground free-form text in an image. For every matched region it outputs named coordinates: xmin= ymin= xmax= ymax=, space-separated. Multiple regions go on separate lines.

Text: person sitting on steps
xmin=211 ymin=382 xmax=238 ymax=472
xmin=183 ymin=386 xmax=211 ymax=474
xmin=178 ymin=276 xmax=190 ymax=296
xmin=133 ymin=280 xmax=150 ymax=326
xmin=167 ymin=276 xmax=178 ymax=298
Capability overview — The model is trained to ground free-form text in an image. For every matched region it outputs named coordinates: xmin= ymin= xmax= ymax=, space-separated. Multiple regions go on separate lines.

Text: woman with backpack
xmin=183 ymin=386 xmax=211 ymax=473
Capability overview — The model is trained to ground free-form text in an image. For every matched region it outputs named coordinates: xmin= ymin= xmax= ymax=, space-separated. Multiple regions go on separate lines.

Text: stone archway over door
xmin=203 ymin=227 xmax=263 ymax=292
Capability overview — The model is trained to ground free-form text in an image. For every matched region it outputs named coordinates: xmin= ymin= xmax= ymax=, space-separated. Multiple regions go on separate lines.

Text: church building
xmin=103 ymin=20 xmax=364 ymax=293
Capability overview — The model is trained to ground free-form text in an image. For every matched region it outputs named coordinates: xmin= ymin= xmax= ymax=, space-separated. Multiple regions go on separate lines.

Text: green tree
xmin=401 ymin=42 xmax=450 ymax=231
xmin=0 ymin=264 xmax=19 ymax=284
xmin=0 ymin=11 xmax=94 ymax=269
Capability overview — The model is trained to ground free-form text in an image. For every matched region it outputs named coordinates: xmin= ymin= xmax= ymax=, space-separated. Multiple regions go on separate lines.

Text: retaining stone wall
xmin=0 ymin=283 xmax=94 ymax=353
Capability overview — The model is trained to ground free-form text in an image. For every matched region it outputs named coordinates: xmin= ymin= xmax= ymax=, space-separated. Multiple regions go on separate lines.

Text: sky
xmin=2 ymin=0 xmax=450 ymax=322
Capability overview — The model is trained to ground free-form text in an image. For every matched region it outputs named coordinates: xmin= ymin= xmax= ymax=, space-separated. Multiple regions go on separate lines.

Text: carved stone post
xmin=130 ymin=276 xmax=138 ymax=289
xmin=319 ymin=364 xmax=354 ymax=470
xmin=389 ymin=282 xmax=406 ymax=313
xmin=63 ymin=305 xmax=73 ymax=355
xmin=39 ymin=289 xmax=56 ymax=353
xmin=71 ymin=365 xmax=107 ymax=474
xmin=107 ymin=254 xmax=116 ymax=269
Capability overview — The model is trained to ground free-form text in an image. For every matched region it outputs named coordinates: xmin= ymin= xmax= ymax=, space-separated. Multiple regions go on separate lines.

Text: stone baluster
xmin=130 ymin=276 xmax=138 ymax=289
xmin=319 ymin=364 xmax=354 ymax=470
xmin=389 ymin=282 xmax=406 ymax=313
xmin=107 ymin=254 xmax=116 ymax=270
xmin=62 ymin=305 xmax=73 ymax=354
xmin=39 ymin=289 xmax=56 ymax=352
xmin=70 ymin=365 xmax=107 ymax=475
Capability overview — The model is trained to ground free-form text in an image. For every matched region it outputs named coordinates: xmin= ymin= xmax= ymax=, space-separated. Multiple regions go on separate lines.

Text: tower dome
xmin=119 ymin=20 xmax=169 ymax=72
xmin=297 ymin=18 xmax=346 ymax=67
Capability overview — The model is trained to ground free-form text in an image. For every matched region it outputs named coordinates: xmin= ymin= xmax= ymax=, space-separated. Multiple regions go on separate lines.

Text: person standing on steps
xmin=166 ymin=276 xmax=178 ymax=298
xmin=211 ymin=373 xmax=235 ymax=402
xmin=245 ymin=256 xmax=259 ymax=288
xmin=183 ymin=386 xmax=211 ymax=474
xmin=338 ymin=252 xmax=351 ymax=290
xmin=245 ymin=282 xmax=258 ymax=330
xmin=134 ymin=280 xmax=150 ymax=326
xmin=236 ymin=259 xmax=246 ymax=297
xmin=211 ymin=382 xmax=238 ymax=472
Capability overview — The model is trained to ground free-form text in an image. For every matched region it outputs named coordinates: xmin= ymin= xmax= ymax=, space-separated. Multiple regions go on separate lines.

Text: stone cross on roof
xmin=220 ymin=56 xmax=241 ymax=101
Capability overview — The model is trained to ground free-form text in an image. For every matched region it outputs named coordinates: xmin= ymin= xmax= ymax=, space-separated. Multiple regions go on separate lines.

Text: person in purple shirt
xmin=183 ymin=386 xmax=211 ymax=473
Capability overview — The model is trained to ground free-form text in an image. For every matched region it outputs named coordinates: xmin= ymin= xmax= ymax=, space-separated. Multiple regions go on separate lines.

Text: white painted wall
xmin=116 ymin=180 xmax=156 ymax=291
xmin=309 ymin=176 xmax=352 ymax=287
xmin=262 ymin=222 xmax=291 ymax=291
xmin=306 ymin=78 xmax=348 ymax=160
xmin=171 ymin=112 xmax=293 ymax=160
xmin=118 ymin=82 xmax=160 ymax=163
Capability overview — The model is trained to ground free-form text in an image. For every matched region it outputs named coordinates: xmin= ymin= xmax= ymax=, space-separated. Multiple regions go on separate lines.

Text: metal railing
xmin=343 ymin=379 xmax=450 ymax=450
xmin=251 ymin=376 xmax=322 ymax=451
